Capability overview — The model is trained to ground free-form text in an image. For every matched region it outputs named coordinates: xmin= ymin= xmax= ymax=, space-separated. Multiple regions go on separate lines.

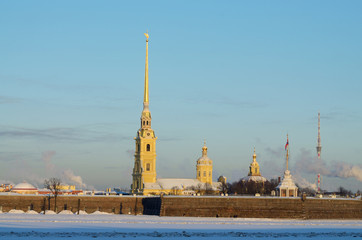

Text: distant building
xmin=58 ymin=184 xmax=76 ymax=191
xmin=0 ymin=183 xmax=13 ymax=192
xmin=11 ymin=182 xmax=38 ymax=194
xmin=241 ymin=148 xmax=267 ymax=183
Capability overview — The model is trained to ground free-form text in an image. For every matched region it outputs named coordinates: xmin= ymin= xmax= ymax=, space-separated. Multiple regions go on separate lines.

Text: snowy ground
xmin=0 ymin=212 xmax=361 ymax=239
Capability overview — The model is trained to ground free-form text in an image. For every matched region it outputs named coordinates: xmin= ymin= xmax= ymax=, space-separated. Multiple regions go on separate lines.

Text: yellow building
xmin=131 ymin=33 xmax=222 ymax=195
xmin=196 ymin=142 xmax=213 ymax=184
xmin=131 ymin=32 xmax=157 ymax=194
xmin=241 ymin=148 xmax=266 ymax=182
xmin=58 ymin=185 xmax=76 ymax=191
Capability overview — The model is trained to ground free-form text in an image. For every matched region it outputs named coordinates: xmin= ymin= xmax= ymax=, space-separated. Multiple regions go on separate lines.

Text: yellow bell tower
xmin=131 ymin=32 xmax=157 ymax=194
xmin=196 ymin=141 xmax=213 ymax=184
xmin=248 ymin=148 xmax=261 ymax=176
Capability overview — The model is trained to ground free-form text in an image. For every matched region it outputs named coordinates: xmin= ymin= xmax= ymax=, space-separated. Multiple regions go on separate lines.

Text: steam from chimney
xmin=42 ymin=151 xmax=56 ymax=172
xmin=62 ymin=169 xmax=86 ymax=188
xmin=294 ymin=174 xmax=317 ymax=190
xmin=331 ymin=163 xmax=362 ymax=182
xmin=294 ymin=149 xmax=362 ymax=182
xmin=41 ymin=151 xmax=87 ymax=188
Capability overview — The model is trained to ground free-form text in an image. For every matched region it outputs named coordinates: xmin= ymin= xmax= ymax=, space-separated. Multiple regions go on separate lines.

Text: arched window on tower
xmin=146 ymin=163 xmax=150 ymax=171
xmin=209 ymin=171 xmax=211 ymax=177
xmin=198 ymin=171 xmax=200 ymax=177
xmin=146 ymin=144 xmax=150 ymax=151
xmin=203 ymin=171 xmax=206 ymax=177
xmin=146 ymin=121 xmax=148 ymax=125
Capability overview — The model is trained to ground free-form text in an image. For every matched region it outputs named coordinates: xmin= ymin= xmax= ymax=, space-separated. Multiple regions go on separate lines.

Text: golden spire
xmin=253 ymin=147 xmax=257 ymax=162
xmin=144 ymin=31 xmax=149 ymax=104
xmin=202 ymin=140 xmax=208 ymax=156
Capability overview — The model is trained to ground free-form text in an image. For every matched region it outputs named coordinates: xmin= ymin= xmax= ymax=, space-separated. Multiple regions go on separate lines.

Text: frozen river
xmin=0 ymin=211 xmax=361 ymax=239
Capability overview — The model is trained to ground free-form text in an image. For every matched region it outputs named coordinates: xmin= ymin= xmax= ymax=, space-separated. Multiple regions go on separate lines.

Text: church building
xmin=241 ymin=148 xmax=266 ymax=183
xmin=131 ymin=33 xmax=222 ymax=195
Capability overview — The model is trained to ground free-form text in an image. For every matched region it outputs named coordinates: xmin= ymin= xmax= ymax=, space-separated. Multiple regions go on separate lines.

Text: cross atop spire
xmin=253 ymin=147 xmax=257 ymax=162
xmin=202 ymin=140 xmax=208 ymax=156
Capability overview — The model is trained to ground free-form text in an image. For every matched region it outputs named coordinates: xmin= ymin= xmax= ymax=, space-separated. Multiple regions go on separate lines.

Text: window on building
xmin=203 ymin=171 xmax=206 ymax=177
xmin=146 ymin=144 xmax=150 ymax=151
xmin=209 ymin=171 xmax=211 ymax=177
xmin=146 ymin=163 xmax=150 ymax=171
xmin=143 ymin=121 xmax=145 ymax=125
xmin=137 ymin=144 xmax=140 ymax=152
xmin=146 ymin=121 xmax=148 ymax=125
xmin=255 ymin=168 xmax=258 ymax=173
xmin=198 ymin=171 xmax=200 ymax=177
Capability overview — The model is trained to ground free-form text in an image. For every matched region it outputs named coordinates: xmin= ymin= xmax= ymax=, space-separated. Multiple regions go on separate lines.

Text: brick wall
xmin=0 ymin=195 xmax=144 ymax=214
xmin=160 ymin=196 xmax=362 ymax=219
xmin=1 ymin=195 xmax=361 ymax=219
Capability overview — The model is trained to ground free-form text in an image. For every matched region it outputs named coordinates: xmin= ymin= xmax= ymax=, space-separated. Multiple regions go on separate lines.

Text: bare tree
xmin=44 ymin=178 xmax=62 ymax=212
xmin=205 ymin=183 xmax=214 ymax=195
xmin=171 ymin=186 xmax=180 ymax=195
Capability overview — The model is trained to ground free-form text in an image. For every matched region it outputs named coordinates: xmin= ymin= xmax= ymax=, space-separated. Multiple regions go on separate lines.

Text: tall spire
xmin=140 ymin=32 xmax=151 ymax=129
xmin=286 ymin=134 xmax=289 ymax=171
xmin=316 ymin=112 xmax=322 ymax=159
xmin=144 ymin=31 xmax=149 ymax=105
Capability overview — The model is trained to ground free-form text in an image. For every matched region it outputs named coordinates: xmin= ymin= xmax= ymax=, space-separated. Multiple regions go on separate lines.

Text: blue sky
xmin=1 ymin=1 xmax=361 ymax=191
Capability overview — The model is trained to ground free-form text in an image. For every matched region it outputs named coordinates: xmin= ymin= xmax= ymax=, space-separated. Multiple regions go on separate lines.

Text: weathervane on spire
xmin=144 ymin=31 xmax=149 ymax=41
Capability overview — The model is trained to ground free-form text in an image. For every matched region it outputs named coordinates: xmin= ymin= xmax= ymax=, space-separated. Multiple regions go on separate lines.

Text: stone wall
xmin=0 ymin=194 xmax=361 ymax=219
xmin=0 ymin=195 xmax=144 ymax=214
xmin=160 ymin=196 xmax=362 ymax=219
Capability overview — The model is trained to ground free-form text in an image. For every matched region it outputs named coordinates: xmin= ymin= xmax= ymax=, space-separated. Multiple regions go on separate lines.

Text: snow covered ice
xmin=0 ymin=212 xmax=361 ymax=239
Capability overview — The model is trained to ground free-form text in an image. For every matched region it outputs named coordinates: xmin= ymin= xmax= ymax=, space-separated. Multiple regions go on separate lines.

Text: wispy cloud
xmin=308 ymin=109 xmax=362 ymax=122
xmin=0 ymin=125 xmax=130 ymax=143
xmin=0 ymin=96 xmax=22 ymax=104
xmin=185 ymin=95 xmax=267 ymax=109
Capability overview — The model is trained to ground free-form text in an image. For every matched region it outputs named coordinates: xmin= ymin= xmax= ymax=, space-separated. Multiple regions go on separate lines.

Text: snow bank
xmin=26 ymin=210 xmax=38 ymax=214
xmin=41 ymin=210 xmax=56 ymax=215
xmin=77 ymin=210 xmax=88 ymax=215
xmin=90 ymin=210 xmax=111 ymax=215
xmin=8 ymin=209 xmax=24 ymax=214
xmin=58 ymin=210 xmax=74 ymax=215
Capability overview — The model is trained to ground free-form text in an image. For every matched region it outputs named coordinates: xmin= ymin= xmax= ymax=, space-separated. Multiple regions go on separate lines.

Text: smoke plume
xmin=42 ymin=151 xmax=56 ymax=172
xmin=62 ymin=169 xmax=86 ymax=188
xmin=41 ymin=151 xmax=87 ymax=188
xmin=293 ymin=148 xmax=362 ymax=182
xmin=330 ymin=163 xmax=362 ymax=182
xmin=293 ymin=174 xmax=317 ymax=190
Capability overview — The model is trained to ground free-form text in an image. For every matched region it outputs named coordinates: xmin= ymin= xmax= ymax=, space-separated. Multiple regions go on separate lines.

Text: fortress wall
xmin=0 ymin=195 xmax=361 ymax=219
xmin=0 ymin=195 xmax=144 ymax=214
xmin=160 ymin=196 xmax=362 ymax=219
